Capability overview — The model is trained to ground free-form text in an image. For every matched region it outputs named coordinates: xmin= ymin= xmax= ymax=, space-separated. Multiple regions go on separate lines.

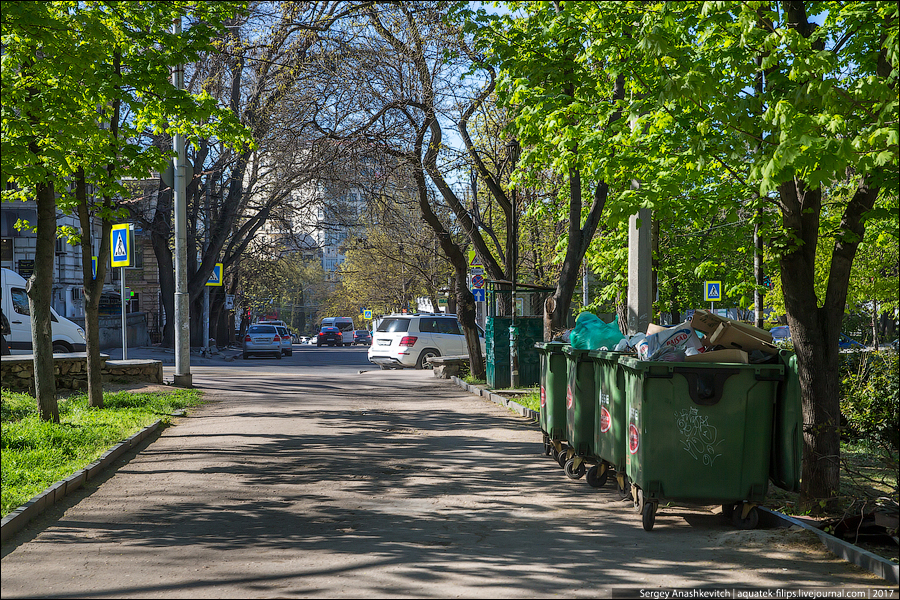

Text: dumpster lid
xmin=535 ymin=341 xmax=565 ymax=351
xmin=588 ymin=349 xmax=627 ymax=360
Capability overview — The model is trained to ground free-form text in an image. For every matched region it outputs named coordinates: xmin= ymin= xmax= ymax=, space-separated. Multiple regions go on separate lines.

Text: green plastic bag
xmin=569 ymin=312 xmax=625 ymax=350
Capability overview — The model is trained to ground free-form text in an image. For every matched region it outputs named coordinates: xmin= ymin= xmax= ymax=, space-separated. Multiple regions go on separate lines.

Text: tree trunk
xmin=779 ymin=175 xmax=879 ymax=512
xmin=76 ymin=169 xmax=112 ymax=408
xmin=28 ymin=180 xmax=58 ymax=421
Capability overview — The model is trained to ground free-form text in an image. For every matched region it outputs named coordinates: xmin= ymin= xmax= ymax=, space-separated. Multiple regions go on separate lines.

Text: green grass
xmin=515 ymin=389 xmax=541 ymax=413
xmin=1 ymin=387 xmax=204 ymax=517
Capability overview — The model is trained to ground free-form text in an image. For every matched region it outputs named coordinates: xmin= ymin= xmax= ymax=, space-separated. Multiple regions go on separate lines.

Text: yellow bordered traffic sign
xmin=110 ymin=224 xmax=132 ymax=267
xmin=206 ymin=263 xmax=224 ymax=286
xmin=704 ymin=281 xmax=722 ymax=302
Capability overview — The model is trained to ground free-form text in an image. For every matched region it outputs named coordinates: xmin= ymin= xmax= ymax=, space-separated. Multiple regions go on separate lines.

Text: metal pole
xmin=120 ymin=267 xmax=127 ymax=360
xmin=172 ymin=18 xmax=191 ymax=387
xmin=201 ymin=184 xmax=210 ymax=357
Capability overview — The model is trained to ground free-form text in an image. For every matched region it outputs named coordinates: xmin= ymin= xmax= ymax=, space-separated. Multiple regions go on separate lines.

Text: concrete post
xmin=172 ymin=19 xmax=191 ymax=387
xmin=627 ymin=208 xmax=653 ymax=335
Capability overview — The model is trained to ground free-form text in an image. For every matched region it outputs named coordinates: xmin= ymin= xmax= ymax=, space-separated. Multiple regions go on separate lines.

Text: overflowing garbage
xmin=565 ymin=309 xmax=780 ymax=364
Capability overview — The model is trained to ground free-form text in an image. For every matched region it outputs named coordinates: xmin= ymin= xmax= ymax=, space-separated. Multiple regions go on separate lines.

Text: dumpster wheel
xmin=557 ymin=446 xmax=572 ymax=468
xmin=642 ymin=502 xmax=658 ymax=531
xmin=732 ymin=503 xmax=759 ymax=530
xmin=564 ymin=457 xmax=586 ymax=480
xmin=632 ymin=486 xmax=645 ymax=514
xmin=586 ymin=462 xmax=609 ymax=488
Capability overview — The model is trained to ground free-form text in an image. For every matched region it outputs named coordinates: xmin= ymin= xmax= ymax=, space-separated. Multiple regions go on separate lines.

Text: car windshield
xmin=377 ymin=318 xmax=410 ymax=333
xmin=248 ymin=325 xmax=276 ymax=334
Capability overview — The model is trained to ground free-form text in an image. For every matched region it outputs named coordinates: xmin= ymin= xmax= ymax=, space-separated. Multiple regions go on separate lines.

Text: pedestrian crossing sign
xmin=704 ymin=281 xmax=722 ymax=302
xmin=364 ymin=309 xmax=372 ymax=320
xmin=206 ymin=263 xmax=223 ymax=286
xmin=110 ymin=224 xmax=132 ymax=267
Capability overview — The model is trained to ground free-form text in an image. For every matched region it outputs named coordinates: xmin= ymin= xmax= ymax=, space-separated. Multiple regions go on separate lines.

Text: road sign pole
xmin=121 ymin=267 xmax=127 ymax=360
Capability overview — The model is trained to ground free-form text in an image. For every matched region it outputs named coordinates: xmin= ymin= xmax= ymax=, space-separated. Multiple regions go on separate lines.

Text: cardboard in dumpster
xmin=709 ymin=322 xmax=779 ymax=355
xmin=684 ymin=348 xmax=749 ymax=363
xmin=690 ymin=309 xmax=773 ymax=343
xmin=646 ymin=323 xmax=669 ymax=335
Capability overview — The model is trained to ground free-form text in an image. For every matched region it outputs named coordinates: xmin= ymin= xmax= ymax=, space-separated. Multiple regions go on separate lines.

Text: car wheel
xmin=416 ymin=348 xmax=440 ymax=369
xmin=286 ymin=350 xmax=292 ymax=356
xmin=275 ymin=351 xmax=282 ymax=359
xmin=243 ymin=352 xmax=249 ymax=359
xmin=317 ymin=342 xmax=321 ymax=347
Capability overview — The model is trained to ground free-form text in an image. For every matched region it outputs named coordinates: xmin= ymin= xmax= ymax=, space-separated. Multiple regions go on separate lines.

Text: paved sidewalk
xmin=1 ymin=365 xmax=887 ymax=598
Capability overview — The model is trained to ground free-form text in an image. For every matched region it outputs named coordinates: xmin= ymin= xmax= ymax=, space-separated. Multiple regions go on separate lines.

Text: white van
xmin=320 ymin=316 xmax=355 ymax=346
xmin=1 ymin=268 xmax=86 ymax=354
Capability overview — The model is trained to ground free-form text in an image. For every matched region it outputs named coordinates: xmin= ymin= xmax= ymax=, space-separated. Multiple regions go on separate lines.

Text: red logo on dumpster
xmin=600 ymin=407 xmax=611 ymax=433
xmin=566 ymin=386 xmax=573 ymax=409
xmin=540 ymin=386 xmax=546 ymax=408
xmin=629 ymin=423 xmax=640 ymax=454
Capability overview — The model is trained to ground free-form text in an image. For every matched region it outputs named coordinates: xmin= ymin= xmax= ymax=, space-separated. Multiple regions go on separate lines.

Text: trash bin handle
xmin=754 ymin=371 xmax=784 ymax=381
xmin=672 ymin=367 xmax=741 ymax=406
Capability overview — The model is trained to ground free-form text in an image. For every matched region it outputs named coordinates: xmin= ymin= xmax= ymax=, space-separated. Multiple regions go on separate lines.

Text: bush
xmin=840 ymin=350 xmax=899 ymax=451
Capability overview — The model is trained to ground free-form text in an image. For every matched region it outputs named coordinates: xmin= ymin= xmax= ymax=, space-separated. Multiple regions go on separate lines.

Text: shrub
xmin=840 ymin=350 xmax=899 ymax=451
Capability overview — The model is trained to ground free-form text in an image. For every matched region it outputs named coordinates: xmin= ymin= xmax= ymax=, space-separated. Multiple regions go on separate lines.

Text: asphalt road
xmin=0 ymin=344 xmax=886 ymax=598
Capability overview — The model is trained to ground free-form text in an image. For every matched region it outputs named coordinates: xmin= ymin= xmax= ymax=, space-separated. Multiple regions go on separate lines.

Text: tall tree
xmin=3 ymin=1 xmax=252 ymax=412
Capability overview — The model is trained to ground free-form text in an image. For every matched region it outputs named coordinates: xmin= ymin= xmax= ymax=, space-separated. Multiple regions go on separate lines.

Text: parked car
xmin=353 ymin=329 xmax=372 ymax=345
xmin=275 ymin=325 xmax=293 ymax=356
xmin=770 ymin=325 xmax=791 ymax=344
xmin=243 ymin=324 xmax=283 ymax=359
xmin=317 ymin=326 xmax=342 ymax=347
xmin=368 ymin=313 xmax=484 ymax=370
xmin=838 ymin=333 xmax=865 ymax=350
xmin=2 ymin=267 xmax=86 ymax=354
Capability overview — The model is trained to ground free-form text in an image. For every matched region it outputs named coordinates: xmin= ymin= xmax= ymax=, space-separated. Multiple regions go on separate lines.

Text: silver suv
xmin=368 ymin=314 xmax=484 ymax=370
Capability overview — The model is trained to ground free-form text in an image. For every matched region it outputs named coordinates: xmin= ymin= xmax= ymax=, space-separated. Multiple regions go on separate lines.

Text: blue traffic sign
xmin=704 ymin=281 xmax=722 ymax=302
xmin=110 ymin=224 xmax=132 ymax=267
xmin=472 ymin=289 xmax=486 ymax=302
xmin=206 ymin=263 xmax=223 ymax=286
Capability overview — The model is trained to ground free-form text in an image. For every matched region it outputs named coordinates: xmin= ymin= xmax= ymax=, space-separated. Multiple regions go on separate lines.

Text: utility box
xmin=485 ymin=281 xmax=554 ymax=389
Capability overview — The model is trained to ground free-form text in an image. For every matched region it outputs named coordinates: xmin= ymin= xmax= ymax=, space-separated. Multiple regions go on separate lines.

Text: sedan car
xmin=243 ymin=324 xmax=283 ymax=359
xmin=317 ymin=326 xmax=342 ymax=347
xmin=275 ymin=325 xmax=293 ymax=356
xmin=353 ymin=329 xmax=372 ymax=345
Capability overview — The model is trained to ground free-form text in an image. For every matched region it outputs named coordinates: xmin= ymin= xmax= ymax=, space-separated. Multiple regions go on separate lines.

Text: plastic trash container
xmin=588 ymin=350 xmax=629 ymax=494
xmin=535 ymin=342 xmax=568 ymax=462
xmin=561 ymin=345 xmax=599 ymax=480
xmin=770 ymin=350 xmax=802 ymax=492
xmin=619 ymin=355 xmax=784 ymax=531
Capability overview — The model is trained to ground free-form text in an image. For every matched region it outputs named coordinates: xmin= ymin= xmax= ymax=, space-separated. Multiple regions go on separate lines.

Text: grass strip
xmin=1 ymin=387 xmax=204 ymax=517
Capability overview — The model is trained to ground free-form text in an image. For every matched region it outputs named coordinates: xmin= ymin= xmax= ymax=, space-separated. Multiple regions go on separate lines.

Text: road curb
xmin=1 ymin=411 xmax=183 ymax=545
xmin=449 ymin=376 xmax=898 ymax=585
xmin=759 ymin=507 xmax=899 ymax=585
xmin=450 ymin=376 xmax=540 ymax=423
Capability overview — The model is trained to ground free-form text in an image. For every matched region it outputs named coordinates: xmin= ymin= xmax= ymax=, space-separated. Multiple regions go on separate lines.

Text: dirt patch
xmin=715 ymin=526 xmax=824 ymax=552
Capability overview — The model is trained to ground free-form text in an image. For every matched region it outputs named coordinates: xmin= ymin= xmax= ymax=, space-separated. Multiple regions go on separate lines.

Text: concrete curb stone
xmin=0 ymin=414 xmax=177 ymax=544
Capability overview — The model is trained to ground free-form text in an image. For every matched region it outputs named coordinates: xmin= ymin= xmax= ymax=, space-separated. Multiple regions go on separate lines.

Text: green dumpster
xmin=619 ymin=355 xmax=784 ymax=531
xmin=770 ymin=350 xmax=802 ymax=492
xmin=588 ymin=350 xmax=628 ymax=494
xmin=535 ymin=342 xmax=568 ymax=461
xmin=562 ymin=345 xmax=599 ymax=480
